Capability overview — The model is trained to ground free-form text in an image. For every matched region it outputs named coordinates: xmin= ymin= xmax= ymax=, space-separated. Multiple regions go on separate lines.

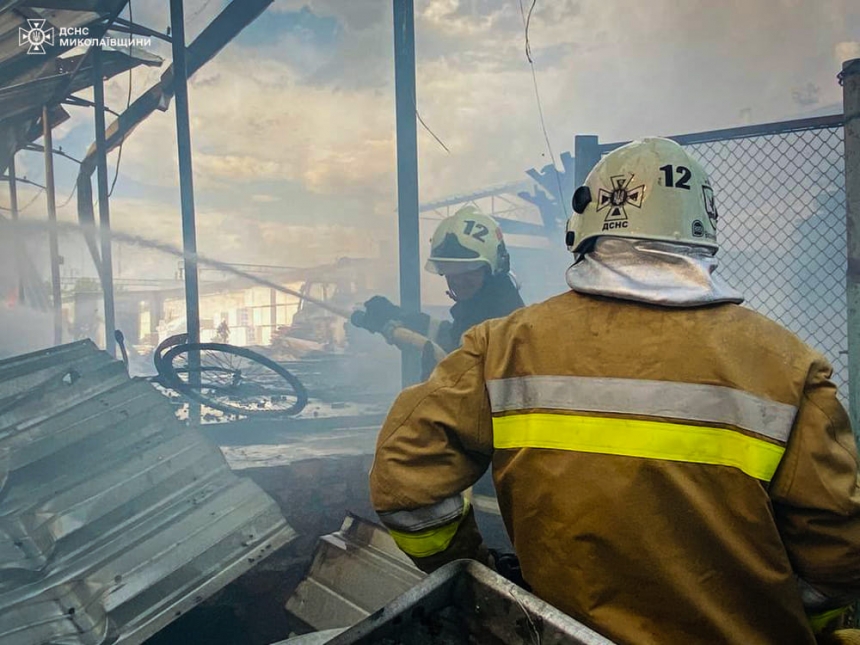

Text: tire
xmin=161 ymin=342 xmax=308 ymax=418
xmin=154 ymin=333 xmax=188 ymax=378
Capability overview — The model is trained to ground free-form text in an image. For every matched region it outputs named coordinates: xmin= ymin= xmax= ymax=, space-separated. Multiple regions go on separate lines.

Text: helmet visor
xmin=424 ymin=258 xmax=488 ymax=276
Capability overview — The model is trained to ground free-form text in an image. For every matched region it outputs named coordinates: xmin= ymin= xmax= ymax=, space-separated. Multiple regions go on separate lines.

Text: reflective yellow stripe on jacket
xmin=487 ymin=376 xmax=797 ymax=482
xmin=807 ymin=607 xmax=850 ymax=633
xmin=378 ymin=494 xmax=470 ymax=558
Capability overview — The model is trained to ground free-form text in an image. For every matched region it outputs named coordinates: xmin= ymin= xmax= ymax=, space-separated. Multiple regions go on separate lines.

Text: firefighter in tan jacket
xmin=369 ymin=138 xmax=860 ymax=645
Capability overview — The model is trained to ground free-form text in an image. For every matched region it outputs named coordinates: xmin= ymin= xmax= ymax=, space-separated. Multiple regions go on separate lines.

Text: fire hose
xmin=243 ymin=274 xmax=446 ymax=363
xmin=349 ymin=309 xmax=447 ymax=365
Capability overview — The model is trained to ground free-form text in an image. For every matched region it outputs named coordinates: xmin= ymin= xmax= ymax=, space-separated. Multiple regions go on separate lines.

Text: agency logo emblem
xmin=18 ymin=19 xmax=54 ymax=55
xmin=702 ymin=184 xmax=718 ymax=230
xmin=596 ymin=174 xmax=645 ymax=230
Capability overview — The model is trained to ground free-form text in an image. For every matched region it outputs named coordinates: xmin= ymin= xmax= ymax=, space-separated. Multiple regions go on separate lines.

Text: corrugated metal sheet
xmin=329 ymin=560 xmax=616 ymax=645
xmin=285 ymin=514 xmax=426 ymax=632
xmin=0 ymin=340 xmax=297 ymax=645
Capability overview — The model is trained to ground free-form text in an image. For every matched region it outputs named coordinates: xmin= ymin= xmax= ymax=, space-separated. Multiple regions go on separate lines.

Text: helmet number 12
xmin=463 ymin=220 xmax=489 ymax=242
xmin=659 ymin=165 xmax=692 ymax=190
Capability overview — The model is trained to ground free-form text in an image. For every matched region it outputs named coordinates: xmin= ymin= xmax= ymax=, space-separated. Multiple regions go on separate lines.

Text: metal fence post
xmin=574 ymin=135 xmax=601 ymax=188
xmin=843 ymin=57 xmax=860 ymax=444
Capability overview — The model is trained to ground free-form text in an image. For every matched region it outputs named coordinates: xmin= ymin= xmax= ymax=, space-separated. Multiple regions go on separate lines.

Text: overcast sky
xmin=6 ymin=0 xmax=860 ymax=284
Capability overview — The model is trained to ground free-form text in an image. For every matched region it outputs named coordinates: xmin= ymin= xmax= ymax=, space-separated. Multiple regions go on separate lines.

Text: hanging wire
xmin=524 ymin=0 xmax=536 ymax=63
xmin=517 ymin=0 xmax=568 ymax=218
xmin=58 ymin=182 xmax=78 ymax=209
xmin=0 ymin=188 xmax=46 ymax=213
xmin=108 ymin=0 xmax=134 ymax=197
xmin=416 ymin=109 xmax=450 ymax=154
xmin=188 ymin=0 xmax=215 ymax=24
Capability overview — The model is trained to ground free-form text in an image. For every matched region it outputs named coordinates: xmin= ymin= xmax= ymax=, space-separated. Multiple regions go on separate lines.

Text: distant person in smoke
xmin=359 ymin=206 xmax=525 ymax=355
xmin=215 ymin=318 xmax=230 ymax=343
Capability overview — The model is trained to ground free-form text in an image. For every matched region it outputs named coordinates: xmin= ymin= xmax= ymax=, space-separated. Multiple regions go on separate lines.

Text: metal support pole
xmin=393 ymin=0 xmax=421 ymax=386
xmin=8 ymin=154 xmax=24 ymax=304
xmin=93 ymin=46 xmax=117 ymax=357
xmin=574 ymin=135 xmax=601 ymax=188
xmin=170 ymin=0 xmax=201 ymax=423
xmin=843 ymin=57 xmax=860 ymax=444
xmin=270 ymin=288 xmax=277 ymax=332
xmin=42 ymin=106 xmax=63 ymax=345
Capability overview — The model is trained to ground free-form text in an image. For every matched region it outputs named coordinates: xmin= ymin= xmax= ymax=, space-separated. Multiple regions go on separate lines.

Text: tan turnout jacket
xmin=369 ymin=290 xmax=860 ymax=645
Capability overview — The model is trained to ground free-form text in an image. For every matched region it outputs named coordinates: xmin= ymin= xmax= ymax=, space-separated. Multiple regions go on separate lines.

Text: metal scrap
xmin=0 ymin=340 xmax=296 ymax=645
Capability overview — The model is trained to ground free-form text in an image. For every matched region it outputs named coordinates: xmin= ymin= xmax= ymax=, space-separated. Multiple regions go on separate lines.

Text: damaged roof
xmin=0 ymin=0 xmax=132 ymax=85
xmin=0 ymin=1 xmax=163 ymax=175
xmin=0 ymin=340 xmax=296 ymax=645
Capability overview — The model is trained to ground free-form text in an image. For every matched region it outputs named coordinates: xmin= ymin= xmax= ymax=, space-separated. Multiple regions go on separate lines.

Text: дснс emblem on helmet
xmin=596 ymin=174 xmax=645 ymax=230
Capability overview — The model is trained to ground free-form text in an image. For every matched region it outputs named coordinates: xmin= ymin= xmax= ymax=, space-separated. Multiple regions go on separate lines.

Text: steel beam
xmin=598 ymin=113 xmax=846 ymax=154
xmin=419 ymin=181 xmax=531 ymax=213
xmin=170 ymin=0 xmax=201 ymax=423
xmin=170 ymin=0 xmax=199 ymax=345
xmin=110 ymin=16 xmax=173 ymax=43
xmin=393 ymin=0 xmax=421 ymax=386
xmin=92 ymin=46 xmax=117 ymax=356
xmin=8 ymin=154 xmax=24 ymax=304
xmin=573 ymin=135 xmax=600 ymax=189
xmin=42 ymin=106 xmax=62 ymax=345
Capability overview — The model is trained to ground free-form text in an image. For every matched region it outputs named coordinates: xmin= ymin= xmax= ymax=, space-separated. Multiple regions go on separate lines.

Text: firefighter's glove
xmin=361 ymin=296 xmax=404 ymax=333
xmin=488 ymin=549 xmax=531 ymax=592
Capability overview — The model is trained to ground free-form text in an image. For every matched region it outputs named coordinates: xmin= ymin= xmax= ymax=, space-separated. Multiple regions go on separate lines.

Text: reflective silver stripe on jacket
xmin=376 ymin=494 xmax=465 ymax=532
xmin=486 ymin=376 xmax=797 ymax=444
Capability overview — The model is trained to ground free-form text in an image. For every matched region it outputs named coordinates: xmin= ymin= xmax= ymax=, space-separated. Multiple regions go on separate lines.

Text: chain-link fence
xmin=584 ymin=117 xmax=848 ymax=395
xmin=690 ymin=128 xmax=846 ymax=394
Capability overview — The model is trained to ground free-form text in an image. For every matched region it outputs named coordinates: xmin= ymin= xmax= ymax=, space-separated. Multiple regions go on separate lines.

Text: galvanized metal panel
xmin=274 ymin=628 xmax=348 ymax=645
xmin=0 ymin=340 xmax=296 ymax=645
xmin=286 ymin=514 xmax=426 ymax=632
xmin=328 ymin=559 xmax=616 ymax=645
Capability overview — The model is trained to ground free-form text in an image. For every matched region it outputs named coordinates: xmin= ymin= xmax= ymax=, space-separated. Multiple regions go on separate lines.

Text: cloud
xmin=195 ymin=154 xmax=289 ymax=181
xmin=792 ymin=83 xmax=821 ymax=107
xmin=271 ymin=0 xmax=388 ymax=32
xmin=251 ymin=193 xmax=281 ymax=203
xmin=27 ymin=0 xmax=854 ymax=286
xmin=420 ymin=0 xmax=504 ymax=37
xmin=43 ymin=194 xmax=392 ymax=281
xmin=111 ymin=48 xmax=397 ymax=199
xmin=301 ymin=137 xmax=394 ymax=193
xmin=836 ymin=41 xmax=860 ymax=65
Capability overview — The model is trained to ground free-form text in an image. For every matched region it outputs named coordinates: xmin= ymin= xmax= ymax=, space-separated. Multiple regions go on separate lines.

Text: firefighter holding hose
xmin=355 ymin=206 xmax=524 ymax=355
xmin=369 ymin=138 xmax=860 ymax=644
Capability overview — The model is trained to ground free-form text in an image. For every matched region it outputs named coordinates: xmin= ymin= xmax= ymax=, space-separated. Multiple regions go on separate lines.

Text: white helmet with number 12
xmin=566 ymin=137 xmax=719 ymax=254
